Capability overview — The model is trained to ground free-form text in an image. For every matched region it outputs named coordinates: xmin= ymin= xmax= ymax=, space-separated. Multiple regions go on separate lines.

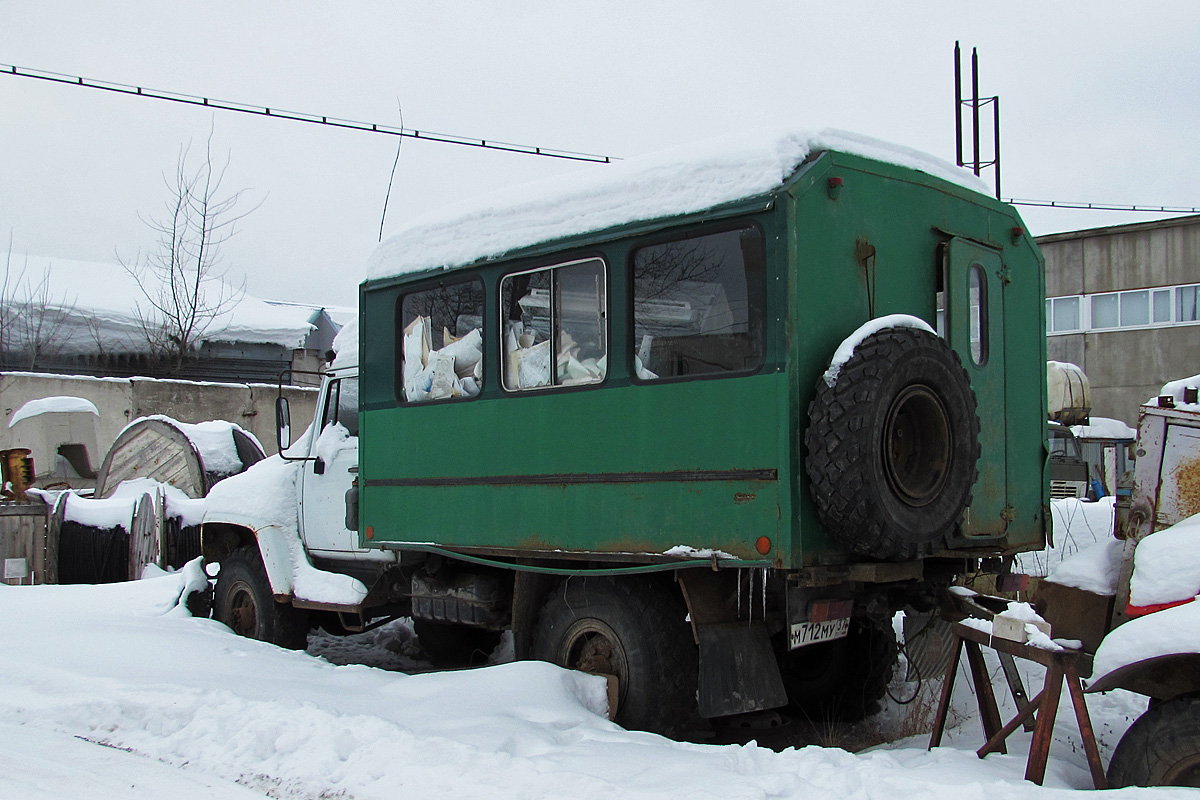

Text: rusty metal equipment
xmin=1 ymin=449 xmax=36 ymax=502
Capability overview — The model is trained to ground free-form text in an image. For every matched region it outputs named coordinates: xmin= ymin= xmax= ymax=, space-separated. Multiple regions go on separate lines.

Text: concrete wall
xmin=1040 ymin=215 xmax=1200 ymax=425
xmin=1 ymin=372 xmax=319 ymax=476
xmin=1041 ymin=215 xmax=1200 ymax=296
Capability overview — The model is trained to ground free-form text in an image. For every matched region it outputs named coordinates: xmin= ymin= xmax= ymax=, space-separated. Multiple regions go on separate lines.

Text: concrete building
xmin=1038 ymin=215 xmax=1200 ymax=425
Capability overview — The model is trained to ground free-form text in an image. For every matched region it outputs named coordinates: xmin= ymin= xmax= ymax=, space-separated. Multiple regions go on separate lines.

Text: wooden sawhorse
xmin=928 ymin=619 xmax=1107 ymax=789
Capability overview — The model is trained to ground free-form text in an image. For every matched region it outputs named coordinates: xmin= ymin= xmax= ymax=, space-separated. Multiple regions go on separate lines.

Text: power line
xmin=0 ymin=62 xmax=618 ymax=164
xmin=5 ymin=62 xmax=1195 ymax=214
xmin=1006 ymin=198 xmax=1200 ymax=214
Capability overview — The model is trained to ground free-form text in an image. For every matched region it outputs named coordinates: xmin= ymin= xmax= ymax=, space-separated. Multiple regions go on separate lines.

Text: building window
xmin=1153 ymin=289 xmax=1173 ymax=323
xmin=630 ymin=225 xmax=765 ymax=381
xmin=1047 ymin=296 xmax=1081 ymax=333
xmin=1179 ymin=285 xmax=1200 ymax=322
xmin=501 ymin=258 xmax=608 ymax=391
xmin=1119 ymin=290 xmax=1149 ymax=327
xmin=399 ymin=278 xmax=485 ymax=403
xmin=1091 ymin=294 xmax=1119 ymax=329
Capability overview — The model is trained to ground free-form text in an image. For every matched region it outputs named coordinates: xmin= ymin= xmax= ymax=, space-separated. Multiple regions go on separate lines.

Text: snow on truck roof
xmin=367 ymin=128 xmax=992 ymax=282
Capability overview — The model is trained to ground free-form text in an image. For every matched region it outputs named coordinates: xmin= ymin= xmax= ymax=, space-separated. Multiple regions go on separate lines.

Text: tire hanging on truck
xmin=805 ymin=326 xmax=981 ymax=561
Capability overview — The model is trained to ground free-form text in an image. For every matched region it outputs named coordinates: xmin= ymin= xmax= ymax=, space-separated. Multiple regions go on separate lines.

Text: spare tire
xmin=805 ymin=326 xmax=980 ymax=561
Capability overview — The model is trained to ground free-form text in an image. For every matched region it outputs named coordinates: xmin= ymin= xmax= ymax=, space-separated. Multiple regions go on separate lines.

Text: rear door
xmin=945 ymin=238 xmax=1009 ymax=537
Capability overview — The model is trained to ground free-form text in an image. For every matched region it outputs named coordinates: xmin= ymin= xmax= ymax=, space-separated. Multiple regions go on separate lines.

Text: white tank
xmin=1047 ymin=360 xmax=1091 ymax=426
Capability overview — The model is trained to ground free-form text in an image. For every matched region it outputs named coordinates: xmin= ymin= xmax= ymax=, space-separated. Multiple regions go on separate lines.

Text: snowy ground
xmin=0 ymin=565 xmax=1190 ymax=799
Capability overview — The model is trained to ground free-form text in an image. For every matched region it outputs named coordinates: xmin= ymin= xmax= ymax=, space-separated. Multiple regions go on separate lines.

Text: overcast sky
xmin=3 ymin=1 xmax=1199 ymax=308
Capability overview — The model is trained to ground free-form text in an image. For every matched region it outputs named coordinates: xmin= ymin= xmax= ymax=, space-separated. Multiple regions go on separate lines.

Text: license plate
xmin=789 ymin=617 xmax=851 ymax=649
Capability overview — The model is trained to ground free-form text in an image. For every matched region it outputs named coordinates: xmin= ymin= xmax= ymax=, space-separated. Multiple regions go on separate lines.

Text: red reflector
xmin=366 ymin=526 xmax=375 ymax=540
xmin=810 ymin=599 xmax=854 ymax=623
xmin=755 ymin=536 xmax=771 ymax=555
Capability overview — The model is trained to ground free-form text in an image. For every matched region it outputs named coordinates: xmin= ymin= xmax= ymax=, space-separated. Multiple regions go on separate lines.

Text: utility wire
xmin=0 ymin=62 xmax=617 ymax=164
xmin=6 ymin=62 xmax=1196 ymax=214
xmin=1006 ymin=198 xmax=1200 ymax=214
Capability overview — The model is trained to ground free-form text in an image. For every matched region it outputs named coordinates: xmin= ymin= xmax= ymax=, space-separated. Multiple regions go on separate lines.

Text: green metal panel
xmin=360 ymin=372 xmax=791 ymax=563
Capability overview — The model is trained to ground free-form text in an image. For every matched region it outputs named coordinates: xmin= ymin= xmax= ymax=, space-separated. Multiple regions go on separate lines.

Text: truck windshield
xmin=1048 ymin=428 xmax=1081 ymax=459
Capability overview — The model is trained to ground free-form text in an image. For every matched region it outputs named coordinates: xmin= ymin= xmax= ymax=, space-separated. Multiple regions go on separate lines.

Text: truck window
xmin=399 ymin=278 xmax=485 ymax=404
xmin=321 ymin=377 xmax=360 ymax=437
xmin=631 ymin=225 xmax=765 ymax=380
xmin=501 ymin=258 xmax=608 ymax=391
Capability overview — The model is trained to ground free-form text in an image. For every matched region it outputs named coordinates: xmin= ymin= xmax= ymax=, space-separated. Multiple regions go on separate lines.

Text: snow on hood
xmin=5 ymin=256 xmax=319 ymax=354
xmin=368 ymin=128 xmax=991 ymax=281
xmin=8 ymin=396 xmax=100 ymax=427
xmin=204 ymin=454 xmax=367 ymax=605
xmin=1128 ymin=511 xmax=1200 ymax=607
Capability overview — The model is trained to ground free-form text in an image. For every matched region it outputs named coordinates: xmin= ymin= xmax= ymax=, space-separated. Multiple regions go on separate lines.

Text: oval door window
xmin=969 ymin=264 xmax=988 ymax=366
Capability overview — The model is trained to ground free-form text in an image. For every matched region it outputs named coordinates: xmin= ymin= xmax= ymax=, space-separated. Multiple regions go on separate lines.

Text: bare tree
xmin=1 ymin=242 xmax=78 ymax=370
xmin=121 ymin=132 xmax=259 ymax=373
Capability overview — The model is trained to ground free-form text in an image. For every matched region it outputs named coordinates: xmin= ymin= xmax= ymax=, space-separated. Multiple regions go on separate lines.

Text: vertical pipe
xmin=972 ymin=48 xmax=981 ymax=176
xmin=954 ymin=41 xmax=963 ymax=167
xmin=993 ymin=96 xmax=1002 ymax=199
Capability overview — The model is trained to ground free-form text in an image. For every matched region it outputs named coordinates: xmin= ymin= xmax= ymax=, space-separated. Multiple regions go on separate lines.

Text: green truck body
xmin=358 ymin=147 xmax=1048 ymax=565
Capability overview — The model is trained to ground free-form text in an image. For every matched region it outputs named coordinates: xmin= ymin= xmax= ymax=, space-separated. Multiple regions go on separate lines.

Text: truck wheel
xmin=1108 ymin=695 xmax=1200 ymax=787
xmin=531 ymin=576 xmax=697 ymax=737
xmin=413 ymin=619 xmax=503 ymax=665
xmin=805 ymin=326 xmax=980 ymax=561
xmin=213 ymin=546 xmax=310 ymax=650
xmin=779 ymin=617 xmax=898 ymax=722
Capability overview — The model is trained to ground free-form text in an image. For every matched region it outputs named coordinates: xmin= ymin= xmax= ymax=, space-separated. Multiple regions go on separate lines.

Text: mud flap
xmin=903 ymin=610 xmax=957 ymax=682
xmin=696 ymin=622 xmax=788 ymax=719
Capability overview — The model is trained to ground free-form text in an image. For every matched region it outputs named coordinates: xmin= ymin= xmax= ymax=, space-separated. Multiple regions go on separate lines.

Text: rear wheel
xmin=779 ymin=617 xmax=898 ymax=722
xmin=531 ymin=577 xmax=697 ymax=737
xmin=213 ymin=546 xmax=310 ymax=650
xmin=1108 ymin=695 xmax=1200 ymax=787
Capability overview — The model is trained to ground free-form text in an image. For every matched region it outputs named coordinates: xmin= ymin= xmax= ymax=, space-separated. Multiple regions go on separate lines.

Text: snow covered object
xmin=1079 ymin=381 xmax=1200 ymax=787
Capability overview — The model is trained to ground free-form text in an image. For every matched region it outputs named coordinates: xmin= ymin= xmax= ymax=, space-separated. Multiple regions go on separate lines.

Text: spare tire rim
xmin=882 ymin=383 xmax=952 ymax=507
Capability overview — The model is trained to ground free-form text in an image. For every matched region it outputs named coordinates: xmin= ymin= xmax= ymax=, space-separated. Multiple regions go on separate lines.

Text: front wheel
xmin=1108 ymin=695 xmax=1200 ymax=787
xmin=213 ymin=546 xmax=310 ymax=650
xmin=531 ymin=577 xmax=697 ymax=737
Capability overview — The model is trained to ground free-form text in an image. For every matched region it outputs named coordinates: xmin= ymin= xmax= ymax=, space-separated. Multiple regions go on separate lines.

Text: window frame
xmin=626 ymin=220 xmax=768 ymax=386
xmin=1046 ymin=283 xmax=1200 ymax=335
xmin=497 ymin=255 xmax=610 ymax=395
xmin=395 ymin=275 xmax=487 ymax=406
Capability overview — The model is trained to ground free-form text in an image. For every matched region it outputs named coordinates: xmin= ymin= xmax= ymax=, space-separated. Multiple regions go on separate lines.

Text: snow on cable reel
xmin=805 ymin=318 xmax=981 ymax=561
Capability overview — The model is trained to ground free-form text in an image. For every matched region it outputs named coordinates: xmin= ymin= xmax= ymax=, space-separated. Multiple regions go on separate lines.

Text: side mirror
xmin=275 ymin=396 xmax=292 ymax=453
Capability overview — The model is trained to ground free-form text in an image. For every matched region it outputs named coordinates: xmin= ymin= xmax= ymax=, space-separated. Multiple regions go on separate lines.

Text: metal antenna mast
xmin=954 ymin=42 xmax=1001 ymax=200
